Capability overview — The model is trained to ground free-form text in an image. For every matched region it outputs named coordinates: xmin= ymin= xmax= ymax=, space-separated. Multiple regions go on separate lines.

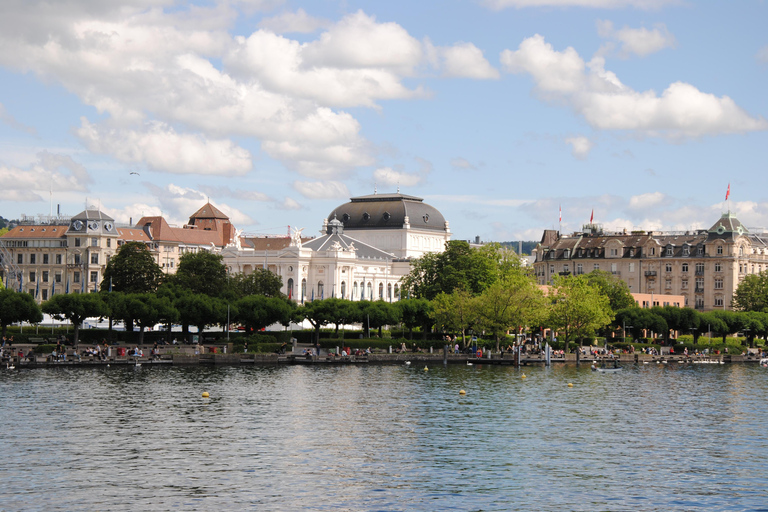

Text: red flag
xmin=725 ymin=183 xmax=730 ymax=201
xmin=590 ymin=209 xmax=594 ymax=223
xmin=559 ymin=205 xmax=562 ymax=223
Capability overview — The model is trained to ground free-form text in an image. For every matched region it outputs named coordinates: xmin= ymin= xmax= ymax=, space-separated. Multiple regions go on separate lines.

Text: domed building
xmin=323 ymin=193 xmax=451 ymax=259
xmin=221 ymin=192 xmax=451 ymax=302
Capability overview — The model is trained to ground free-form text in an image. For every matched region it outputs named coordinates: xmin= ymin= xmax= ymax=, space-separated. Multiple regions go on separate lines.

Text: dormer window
xmin=665 ymin=245 xmax=673 ymax=256
xmin=682 ymin=245 xmax=690 ymax=256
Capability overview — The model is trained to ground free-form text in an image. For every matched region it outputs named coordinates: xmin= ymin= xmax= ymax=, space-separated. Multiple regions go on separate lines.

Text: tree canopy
xmin=547 ymin=275 xmax=613 ymax=350
xmin=101 ymin=241 xmax=164 ymax=293
xmin=229 ymin=268 xmax=284 ymax=299
xmin=42 ymin=293 xmax=108 ymax=344
xmin=732 ymin=271 xmax=768 ymax=313
xmin=0 ymin=289 xmax=43 ymax=338
xmin=173 ymin=251 xmax=228 ymax=297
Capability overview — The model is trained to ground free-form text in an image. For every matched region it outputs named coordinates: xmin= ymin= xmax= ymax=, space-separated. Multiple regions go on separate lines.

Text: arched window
xmin=341 ymin=281 xmax=346 ymax=299
xmin=367 ymin=282 xmax=373 ymax=299
xmin=287 ymin=278 xmax=294 ymax=299
xmin=379 ymin=282 xmax=384 ymax=299
xmin=318 ymin=281 xmax=324 ymax=299
xmin=387 ymin=283 xmax=392 ymax=301
xmin=353 ymin=281 xmax=358 ymax=300
xmin=301 ymin=278 xmax=307 ymax=300
xmin=394 ymin=284 xmax=400 ymax=299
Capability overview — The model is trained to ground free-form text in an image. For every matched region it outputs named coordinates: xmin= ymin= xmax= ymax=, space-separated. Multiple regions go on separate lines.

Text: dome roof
xmin=327 ymin=193 xmax=447 ymax=233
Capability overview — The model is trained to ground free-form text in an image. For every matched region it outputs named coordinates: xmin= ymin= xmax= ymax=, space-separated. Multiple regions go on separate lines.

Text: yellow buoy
xmin=202 ymin=391 xmax=210 ymax=398
xmin=521 ymin=373 xmax=527 ymax=379
xmin=424 ymin=366 xmax=429 ymax=371
xmin=459 ymin=389 xmax=466 ymax=395
xmin=567 ymin=383 xmax=573 ymax=387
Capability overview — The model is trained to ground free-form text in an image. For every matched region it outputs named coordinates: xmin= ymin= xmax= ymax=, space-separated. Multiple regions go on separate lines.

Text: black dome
xmin=327 ymin=193 xmax=446 ymax=233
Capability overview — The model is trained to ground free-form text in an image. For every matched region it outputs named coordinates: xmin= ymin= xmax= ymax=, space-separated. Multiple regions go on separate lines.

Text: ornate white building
xmin=221 ymin=192 xmax=451 ymax=302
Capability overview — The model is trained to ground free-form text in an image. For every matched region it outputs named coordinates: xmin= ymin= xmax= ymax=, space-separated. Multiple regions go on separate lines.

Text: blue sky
xmin=1 ymin=0 xmax=766 ymax=243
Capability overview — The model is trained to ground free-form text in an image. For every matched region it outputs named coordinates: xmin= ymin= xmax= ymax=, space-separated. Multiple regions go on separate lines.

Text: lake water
xmin=2 ymin=362 xmax=768 ymax=511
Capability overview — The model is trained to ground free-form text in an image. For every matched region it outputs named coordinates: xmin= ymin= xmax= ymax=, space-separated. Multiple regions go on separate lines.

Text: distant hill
xmin=500 ymin=241 xmax=537 ymax=256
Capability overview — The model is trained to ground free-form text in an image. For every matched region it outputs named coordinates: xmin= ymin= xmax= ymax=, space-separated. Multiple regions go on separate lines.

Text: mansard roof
xmin=708 ymin=212 xmax=748 ymax=240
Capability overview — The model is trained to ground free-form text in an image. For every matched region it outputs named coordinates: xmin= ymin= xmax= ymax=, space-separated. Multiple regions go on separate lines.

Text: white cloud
xmin=757 ymin=45 xmax=768 ymax=64
xmin=0 ymin=103 xmax=36 ymax=134
xmin=0 ymin=152 xmax=91 ymax=202
xmin=565 ymin=136 xmax=594 ymax=159
xmin=144 ymin=183 xmax=254 ymax=226
xmin=292 ymin=180 xmax=350 ymax=199
xmin=451 ymin=157 xmax=477 ymax=170
xmin=482 ymin=0 xmax=679 ymax=9
xmin=373 ymin=167 xmax=424 ymax=187
xmin=77 ymin=119 xmax=252 ymax=176
xmin=278 ymin=197 xmax=302 ymax=210
xmin=501 ymin=34 xmax=768 ymax=137
xmin=440 ymin=42 xmax=500 ymax=79
xmin=197 ymin=185 xmax=273 ymax=202
xmin=301 ymin=11 xmax=423 ymax=73
xmin=258 ymin=8 xmax=330 ymax=34
xmin=627 ymin=191 xmax=666 ymax=211
xmin=596 ymin=20 xmax=675 ymax=58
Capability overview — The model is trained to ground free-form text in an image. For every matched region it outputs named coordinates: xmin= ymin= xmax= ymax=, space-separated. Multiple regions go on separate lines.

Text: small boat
xmin=592 ymin=361 xmax=622 ymax=373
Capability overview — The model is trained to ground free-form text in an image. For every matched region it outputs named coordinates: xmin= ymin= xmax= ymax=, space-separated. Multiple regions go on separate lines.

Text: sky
xmin=1 ymin=0 xmax=767 ymax=243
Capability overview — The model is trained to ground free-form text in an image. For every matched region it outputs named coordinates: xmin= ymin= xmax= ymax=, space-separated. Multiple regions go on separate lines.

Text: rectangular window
xmin=715 ymin=297 xmax=723 ymax=306
xmin=696 ymin=278 xmax=704 ymax=291
xmin=666 ymin=263 xmax=672 ymax=272
xmin=42 ymin=271 xmax=49 ymax=283
xmin=715 ymin=278 xmax=723 ymax=289
xmin=683 ymin=246 xmax=690 ymax=256
xmin=17 ymin=254 xmax=23 ymax=264
xmin=550 ymin=265 xmax=554 ymax=274
xmin=43 ymin=254 xmax=49 ymax=264
xmin=55 ymin=254 xmax=62 ymax=264
xmin=563 ymin=264 xmax=569 ymax=273
xmin=75 ymin=238 xmax=81 ymax=247
xmin=682 ymin=263 xmax=689 ymax=272
xmin=74 ymin=272 xmax=80 ymax=283
xmin=106 ymin=238 xmax=111 ymax=248
xmin=666 ymin=247 xmax=673 ymax=256
xmin=91 ymin=238 xmax=98 ymax=247
xmin=696 ymin=263 xmax=705 ymax=274
xmin=29 ymin=271 xmax=36 ymax=282
xmin=611 ymin=263 xmax=618 ymax=273
xmin=629 ymin=263 xmax=635 ymax=272
xmin=74 ymin=254 xmax=81 ymax=265
xmin=594 ymin=264 xmax=600 ymax=271
xmin=90 ymin=271 xmax=98 ymax=283
xmin=42 ymin=289 xmax=48 ymax=301
xmin=714 ymin=263 xmax=722 ymax=272
xmin=717 ymin=245 xmax=723 ymax=255
xmin=665 ymin=279 xmax=672 ymax=289
xmin=651 ymin=247 xmax=656 ymax=255
xmin=610 ymin=248 xmax=618 ymax=256
xmin=576 ymin=263 xmax=583 ymax=275
xmin=30 ymin=254 xmax=36 ymax=264
xmin=55 ymin=273 xmax=62 ymax=283
xmin=91 ymin=253 xmax=98 ymax=264
xmin=682 ymin=280 xmax=688 ymax=289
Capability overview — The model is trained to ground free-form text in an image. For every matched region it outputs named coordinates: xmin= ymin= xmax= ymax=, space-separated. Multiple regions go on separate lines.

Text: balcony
xmin=611 ymin=271 xmax=621 ymax=277
xmin=695 ymin=287 xmax=704 ymax=293
xmin=644 ymin=271 xmax=657 ymax=277
xmin=695 ymin=304 xmax=705 ymax=310
xmin=695 ymin=270 xmax=704 ymax=276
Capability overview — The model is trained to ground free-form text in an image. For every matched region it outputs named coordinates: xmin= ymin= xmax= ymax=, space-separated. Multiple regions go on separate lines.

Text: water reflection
xmin=1 ymin=363 xmax=767 ymax=511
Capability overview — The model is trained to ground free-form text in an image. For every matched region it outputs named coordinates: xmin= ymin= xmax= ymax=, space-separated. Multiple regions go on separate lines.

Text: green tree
xmin=357 ymin=300 xmax=401 ymax=338
xmin=0 ymin=289 xmax=43 ymax=338
xmin=234 ymin=295 xmax=295 ymax=333
xmin=42 ymin=293 xmax=108 ymax=345
xmin=229 ymin=269 xmax=284 ymax=299
xmin=431 ymin=290 xmax=478 ymax=347
xmin=299 ymin=300 xmax=339 ymax=348
xmin=173 ymin=251 xmax=228 ymax=297
xmin=319 ymin=298 xmax=358 ymax=338
xmin=732 ymin=271 xmax=768 ymax=313
xmin=100 ymin=241 xmax=163 ymax=293
xmin=174 ymin=293 xmax=228 ymax=336
xmin=547 ymin=275 xmax=612 ymax=351
xmin=475 ymin=272 xmax=548 ymax=351
xmin=118 ymin=293 xmax=179 ymax=344
xmin=401 ymin=240 xmax=500 ymax=300
xmin=584 ymin=270 xmax=636 ymax=314
xmin=397 ymin=298 xmax=434 ymax=340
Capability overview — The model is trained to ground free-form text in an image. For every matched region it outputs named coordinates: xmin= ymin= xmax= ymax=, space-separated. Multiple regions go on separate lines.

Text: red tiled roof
xmin=1 ymin=225 xmax=68 ymax=239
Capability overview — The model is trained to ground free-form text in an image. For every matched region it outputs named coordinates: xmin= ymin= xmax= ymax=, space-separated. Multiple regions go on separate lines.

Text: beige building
xmin=0 ymin=202 xmax=237 ymax=301
xmin=532 ymin=212 xmax=768 ymax=311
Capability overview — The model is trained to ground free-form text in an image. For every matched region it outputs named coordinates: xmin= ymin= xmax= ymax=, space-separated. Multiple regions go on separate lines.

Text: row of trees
xmin=5 ymin=239 xmax=768 ymax=349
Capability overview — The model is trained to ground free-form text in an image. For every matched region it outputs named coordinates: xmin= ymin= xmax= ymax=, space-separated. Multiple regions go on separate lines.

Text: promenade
xmin=4 ymin=344 xmax=766 ymax=368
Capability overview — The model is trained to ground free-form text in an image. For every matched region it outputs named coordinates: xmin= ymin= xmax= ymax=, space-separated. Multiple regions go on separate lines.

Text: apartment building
xmin=532 ymin=212 xmax=768 ymax=311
